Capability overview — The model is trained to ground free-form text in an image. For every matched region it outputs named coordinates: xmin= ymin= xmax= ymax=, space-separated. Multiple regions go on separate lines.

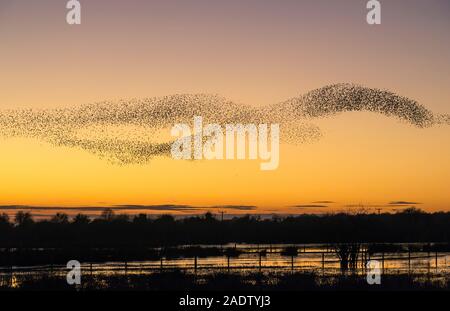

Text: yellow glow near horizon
xmin=0 ymin=1 xmax=449 ymax=214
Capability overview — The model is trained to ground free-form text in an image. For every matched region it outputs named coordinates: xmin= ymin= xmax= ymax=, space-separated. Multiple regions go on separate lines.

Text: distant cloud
xmin=0 ymin=205 xmax=85 ymax=210
xmin=311 ymin=201 xmax=335 ymax=204
xmin=388 ymin=201 xmax=421 ymax=205
xmin=344 ymin=204 xmax=388 ymax=208
xmin=118 ymin=204 xmax=257 ymax=211
xmin=344 ymin=202 xmax=421 ymax=208
xmin=0 ymin=204 xmax=200 ymax=212
xmin=0 ymin=204 xmax=257 ymax=213
xmin=293 ymin=204 xmax=328 ymax=208
xmin=116 ymin=205 xmax=199 ymax=211
xmin=210 ymin=205 xmax=257 ymax=211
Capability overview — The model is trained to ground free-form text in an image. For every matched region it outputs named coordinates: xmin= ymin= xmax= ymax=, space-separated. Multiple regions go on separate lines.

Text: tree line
xmin=0 ymin=208 xmax=449 ymax=248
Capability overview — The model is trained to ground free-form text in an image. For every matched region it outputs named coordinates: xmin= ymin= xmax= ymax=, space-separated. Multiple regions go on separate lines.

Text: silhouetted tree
xmin=14 ymin=211 xmax=34 ymax=227
xmin=0 ymin=213 xmax=10 ymax=224
xmin=133 ymin=213 xmax=148 ymax=224
xmin=334 ymin=243 xmax=361 ymax=271
xmin=398 ymin=207 xmax=425 ymax=215
xmin=73 ymin=213 xmax=90 ymax=225
xmin=0 ymin=210 xmax=448 ymax=250
xmin=50 ymin=213 xmax=69 ymax=224
xmin=101 ymin=208 xmax=115 ymax=221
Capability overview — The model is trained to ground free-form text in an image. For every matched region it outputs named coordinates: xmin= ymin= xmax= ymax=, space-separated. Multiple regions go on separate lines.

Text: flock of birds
xmin=0 ymin=83 xmax=448 ymax=164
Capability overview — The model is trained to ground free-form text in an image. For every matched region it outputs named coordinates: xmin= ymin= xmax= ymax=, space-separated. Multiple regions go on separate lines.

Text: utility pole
xmin=219 ymin=211 xmax=225 ymax=222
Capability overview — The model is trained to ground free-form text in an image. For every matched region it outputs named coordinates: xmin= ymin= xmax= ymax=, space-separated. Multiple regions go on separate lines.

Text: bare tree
xmin=334 ymin=243 xmax=361 ymax=271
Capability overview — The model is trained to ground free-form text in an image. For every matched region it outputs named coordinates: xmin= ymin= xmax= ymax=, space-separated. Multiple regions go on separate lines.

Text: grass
xmin=1 ymin=270 xmax=448 ymax=291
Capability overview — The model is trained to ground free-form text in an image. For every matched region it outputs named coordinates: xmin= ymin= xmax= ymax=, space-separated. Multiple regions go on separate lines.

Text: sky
xmin=0 ymin=0 xmax=449 ymax=216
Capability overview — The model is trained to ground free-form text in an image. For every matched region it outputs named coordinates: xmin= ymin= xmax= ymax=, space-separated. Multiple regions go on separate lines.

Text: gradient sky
xmin=0 ymin=0 xmax=449 ymax=215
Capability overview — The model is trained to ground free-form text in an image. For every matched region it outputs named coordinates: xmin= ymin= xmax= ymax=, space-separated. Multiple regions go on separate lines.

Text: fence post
xmin=259 ymin=252 xmax=262 ymax=272
xmin=9 ymin=264 xmax=13 ymax=288
xmin=361 ymin=250 xmax=366 ymax=271
xmin=8 ymin=248 xmax=13 ymax=287
xmin=408 ymin=250 xmax=411 ymax=273
xmin=322 ymin=252 xmax=325 ymax=275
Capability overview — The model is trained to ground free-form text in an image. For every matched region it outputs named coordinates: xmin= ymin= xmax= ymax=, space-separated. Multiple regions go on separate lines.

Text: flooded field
xmin=1 ymin=243 xmax=449 ymax=289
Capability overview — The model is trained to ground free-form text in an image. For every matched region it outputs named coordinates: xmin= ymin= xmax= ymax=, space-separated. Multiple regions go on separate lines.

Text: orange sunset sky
xmin=0 ymin=0 xmax=449 ymax=216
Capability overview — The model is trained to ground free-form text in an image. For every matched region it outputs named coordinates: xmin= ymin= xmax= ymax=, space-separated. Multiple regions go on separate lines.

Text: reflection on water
xmin=0 ymin=243 xmax=449 ymax=289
